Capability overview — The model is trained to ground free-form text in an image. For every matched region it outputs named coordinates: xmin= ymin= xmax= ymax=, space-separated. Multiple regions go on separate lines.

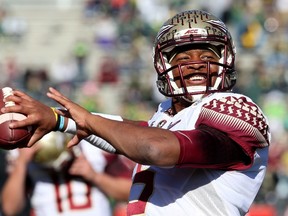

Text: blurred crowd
xmin=1 ymin=0 xmax=288 ymax=215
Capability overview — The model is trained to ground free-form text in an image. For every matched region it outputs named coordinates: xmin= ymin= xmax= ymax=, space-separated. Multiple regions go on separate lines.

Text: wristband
xmin=64 ymin=118 xmax=76 ymax=134
xmin=50 ymin=107 xmax=58 ymax=122
xmin=51 ymin=107 xmax=59 ymax=131
xmin=51 ymin=107 xmax=65 ymax=131
xmin=58 ymin=115 xmax=65 ymax=131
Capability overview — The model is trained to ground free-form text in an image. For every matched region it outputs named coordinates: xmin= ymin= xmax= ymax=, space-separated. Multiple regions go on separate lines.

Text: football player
xmin=2 ymin=10 xmax=270 ymax=215
xmin=1 ymin=132 xmax=133 ymax=216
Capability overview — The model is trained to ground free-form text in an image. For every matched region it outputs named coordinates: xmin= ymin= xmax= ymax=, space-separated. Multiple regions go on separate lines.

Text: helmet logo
xmin=157 ymin=24 xmax=174 ymax=41
xmin=206 ymin=20 xmax=228 ymax=34
xmin=184 ymin=29 xmax=199 ymax=34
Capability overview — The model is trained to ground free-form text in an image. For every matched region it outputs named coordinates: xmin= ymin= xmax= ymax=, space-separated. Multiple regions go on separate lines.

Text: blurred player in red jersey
xmin=1 ymin=132 xmax=133 ymax=216
xmin=2 ymin=10 xmax=271 ymax=215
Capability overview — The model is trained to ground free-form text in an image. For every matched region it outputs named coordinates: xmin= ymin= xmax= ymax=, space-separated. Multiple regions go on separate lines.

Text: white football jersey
xmin=127 ymin=92 xmax=270 ymax=216
xmin=7 ymin=140 xmax=133 ymax=216
xmin=29 ymin=140 xmax=111 ymax=216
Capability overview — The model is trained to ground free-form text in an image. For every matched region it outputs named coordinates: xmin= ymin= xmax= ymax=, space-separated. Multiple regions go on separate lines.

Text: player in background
xmin=1 ymin=132 xmax=133 ymax=216
xmin=2 ymin=10 xmax=271 ymax=215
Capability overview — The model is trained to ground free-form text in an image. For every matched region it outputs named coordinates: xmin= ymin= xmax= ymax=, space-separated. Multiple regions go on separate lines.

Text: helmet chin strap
xmin=179 ymin=77 xmax=223 ymax=103
xmin=182 ymin=86 xmax=206 ymax=103
xmin=173 ymin=86 xmax=206 ymax=103
xmin=170 ymin=69 xmax=223 ymax=103
xmin=168 ymin=66 xmax=224 ymax=103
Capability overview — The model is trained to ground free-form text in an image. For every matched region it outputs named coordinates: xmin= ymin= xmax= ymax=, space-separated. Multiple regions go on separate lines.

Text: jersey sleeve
xmin=174 ymin=124 xmax=252 ymax=170
xmin=195 ymin=95 xmax=270 ymax=159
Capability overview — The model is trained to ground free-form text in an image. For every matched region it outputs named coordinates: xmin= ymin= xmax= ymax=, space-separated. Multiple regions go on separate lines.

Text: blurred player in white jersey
xmin=1 ymin=132 xmax=133 ymax=216
xmin=2 ymin=9 xmax=271 ymax=216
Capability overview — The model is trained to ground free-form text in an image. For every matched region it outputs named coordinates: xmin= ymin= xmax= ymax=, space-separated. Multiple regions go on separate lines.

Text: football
xmin=0 ymin=87 xmax=32 ymax=150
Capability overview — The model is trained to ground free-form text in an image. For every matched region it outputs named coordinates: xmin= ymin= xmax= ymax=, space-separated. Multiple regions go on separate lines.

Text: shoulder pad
xmin=195 ymin=96 xmax=270 ymax=148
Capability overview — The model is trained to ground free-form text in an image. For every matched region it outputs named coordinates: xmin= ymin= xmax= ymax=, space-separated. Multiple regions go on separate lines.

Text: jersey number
xmin=52 ymin=175 xmax=92 ymax=213
xmin=127 ymin=170 xmax=155 ymax=215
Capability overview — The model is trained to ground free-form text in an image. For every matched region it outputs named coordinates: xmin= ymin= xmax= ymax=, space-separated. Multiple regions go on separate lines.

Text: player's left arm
xmin=3 ymin=88 xmax=180 ymax=166
xmin=64 ymin=115 xmax=147 ymax=153
xmin=1 ymin=89 xmax=148 ymax=151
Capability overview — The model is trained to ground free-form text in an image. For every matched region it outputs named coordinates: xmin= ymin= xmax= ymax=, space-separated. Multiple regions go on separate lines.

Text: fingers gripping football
xmin=0 ymin=87 xmax=32 ymax=149
xmin=1 ymin=89 xmax=57 ymax=147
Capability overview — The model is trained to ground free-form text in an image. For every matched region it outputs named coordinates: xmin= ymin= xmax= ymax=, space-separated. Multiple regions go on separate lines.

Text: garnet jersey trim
xmin=174 ymin=124 xmax=252 ymax=170
xmin=195 ymin=96 xmax=270 ymax=148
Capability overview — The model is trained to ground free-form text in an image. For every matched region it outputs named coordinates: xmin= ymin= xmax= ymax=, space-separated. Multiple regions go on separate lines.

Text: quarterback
xmin=2 ymin=10 xmax=270 ymax=216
